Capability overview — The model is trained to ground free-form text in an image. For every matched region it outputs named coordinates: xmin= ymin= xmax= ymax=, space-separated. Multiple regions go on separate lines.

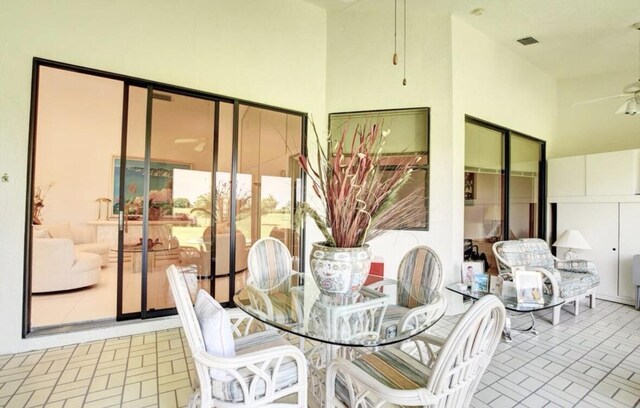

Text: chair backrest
xmin=426 ymin=295 xmax=505 ymax=407
xmin=493 ymin=238 xmax=555 ymax=275
xmin=397 ymin=246 xmax=443 ymax=307
xmin=247 ymin=237 xmax=292 ymax=291
xmin=166 ymin=265 xmax=211 ymax=392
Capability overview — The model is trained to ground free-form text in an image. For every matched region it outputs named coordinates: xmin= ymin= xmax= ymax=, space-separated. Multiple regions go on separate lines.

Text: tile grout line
xmin=41 ymin=343 xmax=79 ymax=406
xmin=78 ymin=340 xmax=106 ymax=408
xmin=573 ymin=341 xmax=640 ymax=407
xmin=3 ymin=347 xmax=48 ymax=406
xmin=479 ymin=300 xmax=627 ymax=407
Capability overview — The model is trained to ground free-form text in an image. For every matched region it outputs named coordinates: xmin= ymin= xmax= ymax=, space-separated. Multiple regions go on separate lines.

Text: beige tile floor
xmin=7 ymin=298 xmax=639 ymax=407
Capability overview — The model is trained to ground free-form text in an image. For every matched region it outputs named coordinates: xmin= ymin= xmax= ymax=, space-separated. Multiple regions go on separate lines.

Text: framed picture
xmin=111 ymin=157 xmax=191 ymax=216
xmin=464 ymin=172 xmax=476 ymax=201
xmin=490 ymin=275 xmax=503 ymax=295
xmin=472 ymin=273 xmax=489 ymax=292
xmin=514 ymin=270 xmax=544 ymax=304
xmin=462 ymin=261 xmax=484 ymax=286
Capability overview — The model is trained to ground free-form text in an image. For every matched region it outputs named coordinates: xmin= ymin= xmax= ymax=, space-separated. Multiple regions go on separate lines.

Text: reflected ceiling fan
xmin=573 ymin=22 xmax=640 ymax=115
xmin=174 ymin=137 xmax=207 ymax=152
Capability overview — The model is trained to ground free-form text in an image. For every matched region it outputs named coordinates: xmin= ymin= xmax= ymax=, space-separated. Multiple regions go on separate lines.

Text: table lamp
xmin=552 ymin=230 xmax=591 ymax=260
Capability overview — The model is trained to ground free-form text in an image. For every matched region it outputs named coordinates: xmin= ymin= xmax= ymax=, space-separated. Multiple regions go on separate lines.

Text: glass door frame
xmin=23 ymin=58 xmax=308 ymax=336
xmin=465 ymin=116 xmax=547 ymax=240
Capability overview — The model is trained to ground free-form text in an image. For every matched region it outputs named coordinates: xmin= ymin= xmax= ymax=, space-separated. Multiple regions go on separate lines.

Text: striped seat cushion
xmin=334 ymin=347 xmax=431 ymax=406
xmin=211 ymin=330 xmax=299 ymax=402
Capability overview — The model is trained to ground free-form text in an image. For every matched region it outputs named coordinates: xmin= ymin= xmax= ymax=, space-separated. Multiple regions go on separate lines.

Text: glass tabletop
xmin=445 ymin=282 xmax=565 ymax=312
xmin=233 ymin=275 xmax=445 ymax=347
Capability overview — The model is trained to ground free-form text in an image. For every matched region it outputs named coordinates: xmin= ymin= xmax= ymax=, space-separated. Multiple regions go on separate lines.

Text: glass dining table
xmin=233 ymin=274 xmax=445 ymax=406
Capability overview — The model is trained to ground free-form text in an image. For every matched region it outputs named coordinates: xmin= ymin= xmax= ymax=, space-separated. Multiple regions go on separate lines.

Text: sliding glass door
xmin=26 ymin=59 xmax=306 ymax=335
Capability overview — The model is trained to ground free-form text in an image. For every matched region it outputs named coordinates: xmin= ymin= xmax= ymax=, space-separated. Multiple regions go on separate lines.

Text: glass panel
xmin=144 ymin=91 xmax=216 ymax=313
xmin=237 ymin=105 xmax=303 ymax=271
xmin=509 ymin=134 xmax=542 ymax=239
xmin=30 ymin=66 xmax=123 ymax=326
xmin=464 ymin=121 xmax=504 ymax=277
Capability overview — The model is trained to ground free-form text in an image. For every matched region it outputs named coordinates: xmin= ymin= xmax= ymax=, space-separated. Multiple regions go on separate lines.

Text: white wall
xmin=325 ymin=0 xmax=460 ymax=309
xmin=0 ymin=0 xmax=326 ymax=354
xmin=555 ymin=70 xmax=640 ymax=158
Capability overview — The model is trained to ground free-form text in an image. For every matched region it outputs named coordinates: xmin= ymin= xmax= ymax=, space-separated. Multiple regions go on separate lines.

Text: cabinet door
xmin=618 ymin=203 xmax=640 ymax=301
xmin=557 ymin=203 xmax=619 ymax=298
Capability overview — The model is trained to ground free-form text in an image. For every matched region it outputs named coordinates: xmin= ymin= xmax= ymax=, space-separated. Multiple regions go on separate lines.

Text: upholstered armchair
xmin=493 ymin=238 xmax=600 ymax=325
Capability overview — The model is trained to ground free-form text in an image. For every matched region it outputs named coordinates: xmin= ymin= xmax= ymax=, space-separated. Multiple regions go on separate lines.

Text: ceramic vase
xmin=309 ymin=242 xmax=372 ymax=296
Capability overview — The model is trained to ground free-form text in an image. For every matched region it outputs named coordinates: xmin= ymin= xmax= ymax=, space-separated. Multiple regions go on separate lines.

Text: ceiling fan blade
xmin=623 ymin=80 xmax=640 ymax=94
xmin=571 ymin=94 xmax=628 ymax=106
xmin=615 ymin=100 xmax=630 ymax=114
xmin=174 ymin=138 xmax=200 ymax=144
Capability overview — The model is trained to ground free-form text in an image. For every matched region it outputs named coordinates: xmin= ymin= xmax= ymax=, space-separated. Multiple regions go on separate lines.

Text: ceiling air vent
xmin=517 ymin=37 xmax=539 ymax=46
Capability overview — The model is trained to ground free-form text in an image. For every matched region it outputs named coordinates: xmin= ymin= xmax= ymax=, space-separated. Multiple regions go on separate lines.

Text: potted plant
xmin=297 ymin=120 xmax=426 ymax=295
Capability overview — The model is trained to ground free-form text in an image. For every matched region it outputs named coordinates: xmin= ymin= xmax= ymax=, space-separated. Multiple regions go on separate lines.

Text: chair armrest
xmin=193 ymin=345 xmax=307 ymax=405
xmin=366 ymin=279 xmax=397 ymax=291
xmin=556 ymin=259 xmax=598 ymax=275
xmin=404 ymin=333 xmax=446 ymax=367
xmin=398 ymin=296 xmax=447 ymax=334
xmin=227 ymin=308 xmax=262 ymax=337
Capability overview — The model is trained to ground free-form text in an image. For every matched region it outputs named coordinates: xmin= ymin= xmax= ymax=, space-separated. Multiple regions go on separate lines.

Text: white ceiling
xmin=304 ymin=0 xmax=640 ymax=80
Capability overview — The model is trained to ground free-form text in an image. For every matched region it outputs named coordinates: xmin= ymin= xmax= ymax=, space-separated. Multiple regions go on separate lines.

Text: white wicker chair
xmin=166 ymin=265 xmax=307 ymax=408
xmin=326 ymin=295 xmax=506 ymax=408
xmin=246 ymin=238 xmax=301 ymax=325
xmin=368 ymin=246 xmax=445 ymax=339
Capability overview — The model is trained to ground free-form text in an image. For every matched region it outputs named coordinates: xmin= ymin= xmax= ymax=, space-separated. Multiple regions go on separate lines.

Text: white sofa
xmin=35 ymin=223 xmax=109 ymax=266
xmin=32 ymin=237 xmax=101 ymax=293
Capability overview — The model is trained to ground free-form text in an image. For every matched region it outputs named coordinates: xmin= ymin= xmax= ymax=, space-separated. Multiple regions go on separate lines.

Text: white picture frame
xmin=462 ymin=261 xmax=484 ymax=285
xmin=514 ymin=270 xmax=544 ymax=304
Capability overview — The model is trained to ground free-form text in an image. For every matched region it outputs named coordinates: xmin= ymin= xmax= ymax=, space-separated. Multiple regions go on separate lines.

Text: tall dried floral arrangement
xmin=297 ymin=120 xmax=426 ymax=248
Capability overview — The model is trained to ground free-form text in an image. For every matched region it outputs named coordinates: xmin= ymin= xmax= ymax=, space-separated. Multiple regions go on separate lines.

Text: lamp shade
xmin=552 ymin=230 xmax=591 ymax=250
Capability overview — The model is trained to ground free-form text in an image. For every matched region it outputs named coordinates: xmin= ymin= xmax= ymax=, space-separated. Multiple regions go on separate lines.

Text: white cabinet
xmin=618 ymin=203 xmax=640 ymax=300
xmin=556 ymin=202 xmax=638 ymax=305
xmin=548 ymin=155 xmax=586 ymax=197
xmin=585 ymin=150 xmax=640 ymax=196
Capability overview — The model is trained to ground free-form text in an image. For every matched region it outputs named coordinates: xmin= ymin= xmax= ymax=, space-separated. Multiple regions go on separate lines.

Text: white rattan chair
xmin=368 ymin=246 xmax=445 ymax=338
xmin=326 ymin=295 xmax=506 ymax=408
xmin=246 ymin=238 xmax=301 ymax=325
xmin=166 ymin=265 xmax=307 ymax=408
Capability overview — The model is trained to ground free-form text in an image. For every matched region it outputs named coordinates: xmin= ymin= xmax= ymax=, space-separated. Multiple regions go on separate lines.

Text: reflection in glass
xmin=237 ymin=105 xmax=303 ymax=264
xmin=509 ymin=134 xmax=542 ymax=239
xmin=464 ymin=121 xmax=505 ymax=241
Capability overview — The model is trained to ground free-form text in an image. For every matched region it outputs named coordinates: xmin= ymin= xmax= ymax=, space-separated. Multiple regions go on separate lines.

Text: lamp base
xmin=564 ymin=249 xmax=578 ymax=260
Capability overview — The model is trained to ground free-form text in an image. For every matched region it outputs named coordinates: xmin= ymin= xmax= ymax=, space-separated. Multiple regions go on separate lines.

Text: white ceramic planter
xmin=309 ymin=242 xmax=372 ymax=296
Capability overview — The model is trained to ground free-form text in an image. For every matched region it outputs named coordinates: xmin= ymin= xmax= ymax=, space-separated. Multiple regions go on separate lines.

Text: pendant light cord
xmin=393 ymin=0 xmax=398 ymax=65
xmin=403 ymin=0 xmax=407 ymax=85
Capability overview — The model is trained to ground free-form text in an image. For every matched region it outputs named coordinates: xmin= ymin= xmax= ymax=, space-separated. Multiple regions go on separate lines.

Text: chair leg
xmin=552 ymin=306 xmax=560 ymax=325
xmin=590 ymin=291 xmax=596 ymax=309
xmin=574 ymin=297 xmax=580 ymax=316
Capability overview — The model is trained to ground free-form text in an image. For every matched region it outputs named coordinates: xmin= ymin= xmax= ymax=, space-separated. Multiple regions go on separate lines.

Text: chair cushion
xmin=557 ymin=271 xmax=600 ymax=298
xmin=33 ymin=229 xmax=50 ymax=239
xmin=496 ymin=239 xmax=555 ymax=271
xmin=211 ymin=330 xmax=299 ymax=402
xmin=193 ymin=290 xmax=236 ymax=380
xmin=333 ymin=347 xmax=431 ymax=406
